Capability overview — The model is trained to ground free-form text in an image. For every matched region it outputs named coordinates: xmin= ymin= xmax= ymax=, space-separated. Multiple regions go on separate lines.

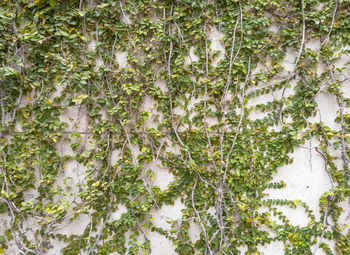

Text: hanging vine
xmin=0 ymin=0 xmax=349 ymax=254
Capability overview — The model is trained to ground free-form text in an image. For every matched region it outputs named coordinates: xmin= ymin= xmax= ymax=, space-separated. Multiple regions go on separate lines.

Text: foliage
xmin=0 ymin=0 xmax=349 ymax=254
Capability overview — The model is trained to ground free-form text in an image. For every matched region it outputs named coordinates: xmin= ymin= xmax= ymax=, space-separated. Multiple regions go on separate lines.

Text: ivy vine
xmin=0 ymin=0 xmax=349 ymax=254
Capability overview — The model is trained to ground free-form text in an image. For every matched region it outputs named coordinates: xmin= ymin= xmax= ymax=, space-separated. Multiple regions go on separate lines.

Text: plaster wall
xmin=62 ymin=37 xmax=348 ymax=255
xmin=1 ymin=26 xmax=349 ymax=255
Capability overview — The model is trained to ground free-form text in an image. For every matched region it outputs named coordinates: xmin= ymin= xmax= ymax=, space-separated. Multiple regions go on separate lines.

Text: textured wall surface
xmin=3 ymin=40 xmax=348 ymax=255
xmin=0 ymin=1 xmax=350 ymax=255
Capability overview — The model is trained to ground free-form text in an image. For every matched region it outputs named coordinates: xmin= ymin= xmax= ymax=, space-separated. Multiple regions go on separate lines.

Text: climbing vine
xmin=0 ymin=0 xmax=349 ymax=254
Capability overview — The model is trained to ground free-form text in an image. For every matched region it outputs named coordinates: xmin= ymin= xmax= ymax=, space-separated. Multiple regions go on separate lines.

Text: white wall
xmin=1 ymin=14 xmax=349 ymax=255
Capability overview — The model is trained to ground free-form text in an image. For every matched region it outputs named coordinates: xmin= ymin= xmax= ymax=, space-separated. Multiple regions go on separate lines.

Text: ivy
xmin=0 ymin=0 xmax=349 ymax=254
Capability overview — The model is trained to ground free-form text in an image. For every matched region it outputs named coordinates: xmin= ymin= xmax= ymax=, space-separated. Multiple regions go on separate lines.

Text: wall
xmin=0 ymin=1 xmax=349 ymax=254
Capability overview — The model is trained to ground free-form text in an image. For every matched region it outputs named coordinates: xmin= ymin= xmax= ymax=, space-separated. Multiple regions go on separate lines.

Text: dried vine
xmin=0 ymin=0 xmax=349 ymax=254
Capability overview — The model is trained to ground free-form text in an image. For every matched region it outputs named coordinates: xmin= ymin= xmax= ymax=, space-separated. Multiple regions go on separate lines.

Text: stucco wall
xmin=1 ymin=3 xmax=349 ymax=255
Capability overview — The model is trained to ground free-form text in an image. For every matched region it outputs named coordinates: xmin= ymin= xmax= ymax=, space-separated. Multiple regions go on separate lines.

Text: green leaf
xmin=49 ymin=0 xmax=55 ymax=7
